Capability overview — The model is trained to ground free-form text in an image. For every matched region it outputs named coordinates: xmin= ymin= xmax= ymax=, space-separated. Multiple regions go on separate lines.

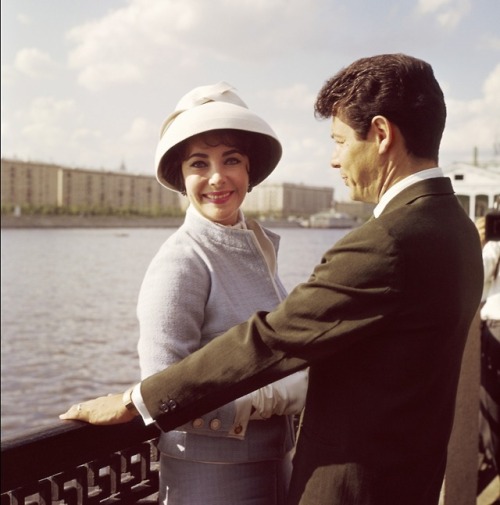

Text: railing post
xmin=1 ymin=420 xmax=160 ymax=504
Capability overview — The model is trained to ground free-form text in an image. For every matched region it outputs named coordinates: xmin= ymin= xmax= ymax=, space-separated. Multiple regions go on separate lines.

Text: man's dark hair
xmin=314 ymin=53 xmax=446 ymax=161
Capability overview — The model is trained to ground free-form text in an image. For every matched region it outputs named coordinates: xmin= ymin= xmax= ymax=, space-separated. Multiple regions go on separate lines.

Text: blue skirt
xmin=159 ymin=450 xmax=293 ymax=505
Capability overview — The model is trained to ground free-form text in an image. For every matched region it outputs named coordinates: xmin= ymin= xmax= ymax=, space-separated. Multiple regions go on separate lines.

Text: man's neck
xmin=373 ymin=166 xmax=443 ymax=217
xmin=378 ymin=155 xmax=438 ymax=201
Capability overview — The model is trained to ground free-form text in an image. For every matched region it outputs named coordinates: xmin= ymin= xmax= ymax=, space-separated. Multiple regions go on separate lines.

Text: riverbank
xmin=1 ymin=214 xmax=185 ymax=229
xmin=1 ymin=214 xmax=306 ymax=229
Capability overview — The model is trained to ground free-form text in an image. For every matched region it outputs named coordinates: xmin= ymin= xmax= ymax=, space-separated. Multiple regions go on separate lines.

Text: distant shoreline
xmin=1 ymin=214 xmax=185 ymax=229
xmin=0 ymin=214 xmax=303 ymax=229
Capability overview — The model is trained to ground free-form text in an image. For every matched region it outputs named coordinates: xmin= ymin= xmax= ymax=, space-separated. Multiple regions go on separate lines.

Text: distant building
xmin=242 ymin=182 xmax=333 ymax=218
xmin=1 ymin=159 xmax=336 ymax=219
xmin=8 ymin=158 xmax=495 ymax=221
xmin=1 ymin=158 xmax=181 ymax=215
xmin=443 ymin=162 xmax=500 ymax=218
xmin=1 ymin=159 xmax=60 ymax=208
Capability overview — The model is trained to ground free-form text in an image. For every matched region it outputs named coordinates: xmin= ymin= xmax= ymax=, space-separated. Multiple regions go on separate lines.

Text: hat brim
xmin=155 ymin=102 xmax=282 ymax=192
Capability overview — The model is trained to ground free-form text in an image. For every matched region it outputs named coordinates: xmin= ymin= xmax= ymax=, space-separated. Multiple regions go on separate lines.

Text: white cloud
xmin=75 ymin=62 xmax=143 ymax=91
xmin=417 ymin=0 xmax=450 ymax=14
xmin=479 ymin=34 xmax=500 ymax=52
xmin=483 ymin=64 xmax=500 ymax=108
xmin=270 ymin=84 xmax=316 ymax=112
xmin=26 ymin=96 xmax=77 ymax=125
xmin=3 ymin=96 xmax=89 ymax=164
xmin=1 ymin=63 xmax=16 ymax=87
xmin=71 ymin=128 xmax=103 ymax=144
xmin=14 ymin=48 xmax=58 ymax=79
xmin=17 ymin=13 xmax=32 ymax=26
xmin=66 ymin=0 xmax=325 ymax=92
xmin=123 ymin=117 xmax=156 ymax=143
xmin=441 ymin=64 xmax=500 ymax=163
xmin=23 ymin=97 xmax=76 ymax=125
xmin=416 ymin=0 xmax=471 ymax=28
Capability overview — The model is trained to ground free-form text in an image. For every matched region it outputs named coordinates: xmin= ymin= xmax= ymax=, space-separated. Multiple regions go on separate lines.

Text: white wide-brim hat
xmin=155 ymin=81 xmax=282 ymax=192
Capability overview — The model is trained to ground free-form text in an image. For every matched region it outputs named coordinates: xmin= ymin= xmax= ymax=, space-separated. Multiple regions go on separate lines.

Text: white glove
xmin=250 ymin=369 xmax=308 ymax=420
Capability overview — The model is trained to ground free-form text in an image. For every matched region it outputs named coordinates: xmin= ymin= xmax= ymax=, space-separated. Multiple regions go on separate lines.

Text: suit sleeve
xmin=140 ymin=221 xmax=403 ymax=432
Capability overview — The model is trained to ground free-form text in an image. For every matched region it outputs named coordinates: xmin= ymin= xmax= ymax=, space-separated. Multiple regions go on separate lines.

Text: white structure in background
xmin=443 ymin=163 xmax=500 ymax=218
xmin=309 ymin=210 xmax=359 ymax=229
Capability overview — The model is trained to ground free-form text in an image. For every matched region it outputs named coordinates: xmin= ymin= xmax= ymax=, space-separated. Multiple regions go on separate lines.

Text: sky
xmin=1 ymin=0 xmax=499 ymax=201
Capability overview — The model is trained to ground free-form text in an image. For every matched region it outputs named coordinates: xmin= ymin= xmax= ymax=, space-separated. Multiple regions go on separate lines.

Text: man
xmin=61 ymin=53 xmax=483 ymax=505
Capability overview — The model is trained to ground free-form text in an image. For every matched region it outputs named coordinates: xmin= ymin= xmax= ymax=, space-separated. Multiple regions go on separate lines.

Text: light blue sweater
xmin=137 ymin=205 xmax=297 ymax=462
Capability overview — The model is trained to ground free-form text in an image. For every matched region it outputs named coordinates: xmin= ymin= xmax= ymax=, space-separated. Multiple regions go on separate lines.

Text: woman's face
xmin=181 ymin=137 xmax=250 ymax=225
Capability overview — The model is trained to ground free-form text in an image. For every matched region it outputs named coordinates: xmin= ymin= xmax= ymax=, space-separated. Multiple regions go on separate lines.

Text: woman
xmin=138 ymin=82 xmax=308 ymax=504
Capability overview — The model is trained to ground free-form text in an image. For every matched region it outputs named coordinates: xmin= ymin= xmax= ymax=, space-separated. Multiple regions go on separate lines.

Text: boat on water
xmin=307 ymin=210 xmax=359 ymax=229
xmin=258 ymin=212 xmax=359 ymax=229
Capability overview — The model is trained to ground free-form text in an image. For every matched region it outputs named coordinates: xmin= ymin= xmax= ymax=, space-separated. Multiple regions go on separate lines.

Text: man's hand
xmin=59 ymin=393 xmax=137 ymax=425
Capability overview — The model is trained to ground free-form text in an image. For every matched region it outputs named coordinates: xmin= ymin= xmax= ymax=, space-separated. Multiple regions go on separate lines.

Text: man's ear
xmin=371 ymin=115 xmax=393 ymax=154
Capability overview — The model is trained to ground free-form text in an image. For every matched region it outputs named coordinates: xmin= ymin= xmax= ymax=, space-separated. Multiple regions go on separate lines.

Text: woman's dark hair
xmin=161 ymin=129 xmax=262 ymax=193
xmin=314 ymin=53 xmax=446 ymax=162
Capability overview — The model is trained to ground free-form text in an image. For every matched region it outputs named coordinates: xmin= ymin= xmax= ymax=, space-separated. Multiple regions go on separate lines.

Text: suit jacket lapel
xmin=380 ymin=177 xmax=454 ymax=216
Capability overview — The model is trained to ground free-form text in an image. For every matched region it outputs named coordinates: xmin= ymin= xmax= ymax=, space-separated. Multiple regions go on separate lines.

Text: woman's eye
xmin=191 ymin=160 xmax=207 ymax=168
xmin=225 ymin=156 xmax=242 ymax=165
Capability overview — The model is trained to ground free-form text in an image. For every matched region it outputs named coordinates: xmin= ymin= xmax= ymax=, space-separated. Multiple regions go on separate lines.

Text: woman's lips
xmin=203 ymin=191 xmax=233 ymax=203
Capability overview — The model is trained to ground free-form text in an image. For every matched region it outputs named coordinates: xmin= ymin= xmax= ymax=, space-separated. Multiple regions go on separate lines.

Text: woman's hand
xmin=59 ymin=393 xmax=137 ymax=425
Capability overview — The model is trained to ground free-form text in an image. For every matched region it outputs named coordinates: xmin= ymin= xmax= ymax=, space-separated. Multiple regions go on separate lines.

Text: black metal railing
xmin=1 ymin=418 xmax=161 ymax=504
xmin=1 ymin=317 xmax=484 ymax=505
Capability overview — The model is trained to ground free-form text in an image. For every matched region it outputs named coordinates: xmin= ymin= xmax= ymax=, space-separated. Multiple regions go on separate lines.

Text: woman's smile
xmin=203 ymin=190 xmax=234 ymax=203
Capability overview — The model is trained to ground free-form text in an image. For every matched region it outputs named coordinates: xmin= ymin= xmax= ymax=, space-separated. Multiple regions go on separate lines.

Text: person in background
xmin=476 ymin=210 xmax=500 ymax=498
xmin=61 ymin=54 xmax=483 ymax=505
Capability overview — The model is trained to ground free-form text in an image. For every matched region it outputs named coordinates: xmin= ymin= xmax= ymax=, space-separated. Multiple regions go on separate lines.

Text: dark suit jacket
xmin=141 ymin=177 xmax=483 ymax=505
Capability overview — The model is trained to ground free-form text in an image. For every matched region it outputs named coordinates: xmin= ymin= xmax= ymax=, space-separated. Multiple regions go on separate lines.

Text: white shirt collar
xmin=229 ymin=209 xmax=247 ymax=229
xmin=373 ymin=167 xmax=444 ymax=218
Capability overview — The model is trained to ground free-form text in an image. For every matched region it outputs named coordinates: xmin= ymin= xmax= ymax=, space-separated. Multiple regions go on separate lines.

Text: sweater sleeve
xmin=137 ymin=239 xmax=209 ymax=376
xmin=136 ymin=237 xmax=242 ymax=436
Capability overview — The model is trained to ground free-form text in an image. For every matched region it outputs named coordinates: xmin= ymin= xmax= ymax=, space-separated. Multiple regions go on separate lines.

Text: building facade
xmin=1 ymin=159 xmax=181 ymax=215
xmin=242 ymin=182 xmax=333 ymax=218
xmin=5 ymin=158 xmax=498 ymax=220
xmin=1 ymin=159 xmax=335 ymax=218
xmin=443 ymin=162 xmax=500 ymax=217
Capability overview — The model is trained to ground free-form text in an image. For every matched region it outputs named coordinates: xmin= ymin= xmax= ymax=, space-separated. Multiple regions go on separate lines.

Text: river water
xmin=1 ymin=226 xmax=350 ymax=440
